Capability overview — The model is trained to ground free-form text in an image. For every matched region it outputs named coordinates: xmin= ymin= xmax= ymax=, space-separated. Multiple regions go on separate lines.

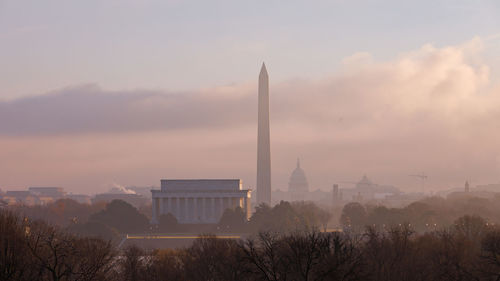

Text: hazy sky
xmin=1 ymin=1 xmax=500 ymax=194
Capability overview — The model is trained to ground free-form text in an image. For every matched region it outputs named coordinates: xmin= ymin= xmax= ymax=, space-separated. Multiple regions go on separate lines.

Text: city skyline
xmin=3 ymin=2 xmax=500 ymax=279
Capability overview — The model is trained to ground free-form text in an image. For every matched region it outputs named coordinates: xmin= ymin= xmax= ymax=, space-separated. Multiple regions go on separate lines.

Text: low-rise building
xmin=67 ymin=194 xmax=92 ymax=204
xmin=28 ymin=187 xmax=66 ymax=200
xmin=3 ymin=191 xmax=38 ymax=205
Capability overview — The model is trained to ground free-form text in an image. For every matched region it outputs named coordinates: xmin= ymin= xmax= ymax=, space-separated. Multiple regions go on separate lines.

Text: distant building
xmin=288 ymin=158 xmax=309 ymax=201
xmin=332 ymin=184 xmax=342 ymax=205
xmin=67 ymin=194 xmax=92 ymax=204
xmin=446 ymin=181 xmax=500 ymax=201
xmin=92 ymin=184 xmax=149 ymax=208
xmin=271 ymin=189 xmax=290 ymax=205
xmin=475 ymin=184 xmax=500 ymax=193
xmin=92 ymin=193 xmax=148 ymax=208
xmin=273 ymin=173 xmax=402 ymax=207
xmin=383 ymin=192 xmax=426 ymax=207
xmin=3 ymin=191 xmax=37 ymax=205
xmin=29 ymin=187 xmax=66 ymax=204
xmin=151 ymin=179 xmax=252 ymax=224
xmin=307 ymin=189 xmax=336 ymax=206
xmin=1 ymin=187 xmax=67 ymax=205
xmin=127 ymin=186 xmax=155 ymax=199
xmin=340 ymin=175 xmax=400 ymax=202
xmin=356 ymin=175 xmax=373 ymax=190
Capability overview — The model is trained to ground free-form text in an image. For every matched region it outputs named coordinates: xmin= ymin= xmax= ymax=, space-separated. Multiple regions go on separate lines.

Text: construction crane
xmin=409 ymin=173 xmax=427 ymax=193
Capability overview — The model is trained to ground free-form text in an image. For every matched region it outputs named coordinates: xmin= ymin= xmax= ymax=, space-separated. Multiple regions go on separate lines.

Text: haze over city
xmin=5 ymin=2 xmax=500 ymax=281
xmin=1 ymin=0 xmax=500 ymax=194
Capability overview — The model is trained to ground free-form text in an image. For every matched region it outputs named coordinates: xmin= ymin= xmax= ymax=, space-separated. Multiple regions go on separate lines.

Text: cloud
xmin=0 ymin=38 xmax=494 ymax=139
xmin=1 ymin=37 xmax=499 ymax=191
xmin=0 ymin=84 xmax=256 ymax=136
xmin=341 ymin=52 xmax=373 ymax=69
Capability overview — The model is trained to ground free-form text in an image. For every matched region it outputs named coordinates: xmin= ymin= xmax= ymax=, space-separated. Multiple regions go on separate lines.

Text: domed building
xmin=356 ymin=175 xmax=374 ymax=190
xmin=288 ymin=158 xmax=309 ymax=201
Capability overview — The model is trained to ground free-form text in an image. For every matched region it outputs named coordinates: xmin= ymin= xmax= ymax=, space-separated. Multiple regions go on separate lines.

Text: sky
xmin=1 ymin=0 xmax=500 ymax=194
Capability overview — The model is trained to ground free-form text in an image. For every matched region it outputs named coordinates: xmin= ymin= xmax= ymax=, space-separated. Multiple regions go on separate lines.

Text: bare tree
xmin=479 ymin=230 xmax=500 ymax=281
xmin=281 ymin=231 xmax=326 ymax=280
xmin=240 ymin=232 xmax=289 ymax=281
xmin=144 ymin=249 xmax=185 ymax=281
xmin=183 ymin=235 xmax=248 ymax=281
xmin=316 ymin=234 xmax=364 ymax=281
xmin=0 ymin=211 xmax=38 ymax=281
xmin=427 ymin=230 xmax=479 ymax=281
xmin=71 ymin=237 xmax=116 ymax=281
xmin=454 ymin=215 xmax=488 ymax=241
xmin=120 ymin=246 xmax=147 ymax=281
xmin=26 ymin=221 xmax=78 ymax=281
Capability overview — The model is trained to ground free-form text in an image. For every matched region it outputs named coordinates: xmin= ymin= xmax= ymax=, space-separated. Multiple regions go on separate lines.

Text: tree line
xmin=3 ymin=207 xmax=500 ymax=281
xmin=8 ymin=199 xmax=332 ymax=239
xmin=340 ymin=195 xmax=500 ymax=233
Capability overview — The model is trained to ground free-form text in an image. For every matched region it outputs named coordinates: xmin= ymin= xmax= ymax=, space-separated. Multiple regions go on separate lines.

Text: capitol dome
xmin=356 ymin=175 xmax=374 ymax=190
xmin=288 ymin=158 xmax=309 ymax=194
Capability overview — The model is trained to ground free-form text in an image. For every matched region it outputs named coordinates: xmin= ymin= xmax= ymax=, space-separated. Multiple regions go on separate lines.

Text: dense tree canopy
xmin=340 ymin=196 xmax=500 ymax=233
xmin=89 ymin=200 xmax=149 ymax=234
xmin=158 ymin=213 xmax=179 ymax=233
xmin=340 ymin=202 xmax=367 ymax=230
xmin=67 ymin=221 xmax=119 ymax=241
xmin=9 ymin=199 xmax=106 ymax=227
xmin=249 ymin=201 xmax=331 ymax=233
xmin=218 ymin=207 xmax=246 ymax=232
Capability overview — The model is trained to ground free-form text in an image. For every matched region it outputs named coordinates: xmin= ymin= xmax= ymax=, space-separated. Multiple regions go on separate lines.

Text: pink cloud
xmin=1 ymin=38 xmax=499 ymax=193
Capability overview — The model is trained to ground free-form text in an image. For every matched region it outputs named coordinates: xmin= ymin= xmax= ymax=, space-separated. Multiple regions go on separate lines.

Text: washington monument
xmin=257 ymin=63 xmax=271 ymax=205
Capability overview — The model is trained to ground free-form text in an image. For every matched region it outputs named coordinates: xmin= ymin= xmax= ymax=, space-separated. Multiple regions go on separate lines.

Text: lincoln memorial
xmin=151 ymin=179 xmax=252 ymax=224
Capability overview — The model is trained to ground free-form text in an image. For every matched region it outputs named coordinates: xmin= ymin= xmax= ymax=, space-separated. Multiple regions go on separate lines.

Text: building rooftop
xmin=160 ymin=179 xmax=243 ymax=191
xmin=289 ymin=158 xmax=309 ymax=193
xmin=5 ymin=191 xmax=32 ymax=197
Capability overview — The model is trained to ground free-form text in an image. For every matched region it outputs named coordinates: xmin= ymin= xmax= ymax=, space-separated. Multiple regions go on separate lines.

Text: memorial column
xmin=194 ymin=197 xmax=198 ymax=222
xmin=184 ymin=197 xmax=189 ymax=223
xmin=176 ymin=197 xmax=180 ymax=221
xmin=202 ymin=198 xmax=206 ymax=222
xmin=211 ymin=198 xmax=216 ymax=223
xmin=152 ymin=197 xmax=158 ymax=223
